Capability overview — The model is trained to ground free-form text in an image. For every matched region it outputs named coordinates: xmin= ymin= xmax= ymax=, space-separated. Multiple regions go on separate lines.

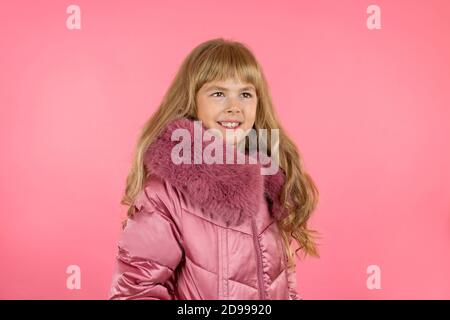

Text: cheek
xmin=244 ymin=102 xmax=257 ymax=126
xmin=197 ymin=99 xmax=218 ymax=124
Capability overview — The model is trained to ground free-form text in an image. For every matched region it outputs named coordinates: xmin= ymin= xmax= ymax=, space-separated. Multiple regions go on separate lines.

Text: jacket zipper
xmin=251 ymin=216 xmax=267 ymax=300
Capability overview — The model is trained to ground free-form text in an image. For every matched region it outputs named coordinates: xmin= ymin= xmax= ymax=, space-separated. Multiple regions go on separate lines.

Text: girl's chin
xmin=221 ymin=133 xmax=244 ymax=145
xmin=207 ymin=127 xmax=249 ymax=145
xmin=219 ymin=127 xmax=249 ymax=136
xmin=225 ymin=138 xmax=238 ymax=146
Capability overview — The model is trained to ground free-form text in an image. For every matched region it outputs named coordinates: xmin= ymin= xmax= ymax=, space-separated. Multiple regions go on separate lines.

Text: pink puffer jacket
xmin=109 ymin=118 xmax=301 ymax=300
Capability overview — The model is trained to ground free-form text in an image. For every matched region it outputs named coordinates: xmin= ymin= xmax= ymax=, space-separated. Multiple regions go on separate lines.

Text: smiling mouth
xmin=217 ymin=121 xmax=242 ymax=129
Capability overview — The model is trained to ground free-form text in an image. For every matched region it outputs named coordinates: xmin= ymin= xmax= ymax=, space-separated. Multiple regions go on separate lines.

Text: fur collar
xmin=143 ymin=117 xmax=287 ymax=226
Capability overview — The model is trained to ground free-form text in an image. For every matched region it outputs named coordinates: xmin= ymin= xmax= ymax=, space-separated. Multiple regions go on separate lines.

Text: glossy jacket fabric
xmin=109 ymin=118 xmax=301 ymax=300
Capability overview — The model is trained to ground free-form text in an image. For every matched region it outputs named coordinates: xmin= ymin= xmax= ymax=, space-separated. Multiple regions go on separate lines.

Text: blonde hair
xmin=122 ymin=38 xmax=320 ymax=268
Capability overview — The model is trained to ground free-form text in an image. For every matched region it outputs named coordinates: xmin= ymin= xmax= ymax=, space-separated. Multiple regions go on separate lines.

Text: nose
xmin=225 ymin=102 xmax=242 ymax=115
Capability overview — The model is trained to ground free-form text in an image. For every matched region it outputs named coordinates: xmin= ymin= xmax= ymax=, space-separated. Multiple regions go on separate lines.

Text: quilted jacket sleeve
xmin=109 ymin=176 xmax=184 ymax=300
xmin=286 ymin=265 xmax=302 ymax=300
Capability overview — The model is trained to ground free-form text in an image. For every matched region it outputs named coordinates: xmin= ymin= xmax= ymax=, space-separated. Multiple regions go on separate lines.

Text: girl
xmin=109 ymin=38 xmax=319 ymax=300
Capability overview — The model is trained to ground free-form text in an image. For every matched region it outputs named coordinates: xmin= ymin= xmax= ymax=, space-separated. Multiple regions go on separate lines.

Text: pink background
xmin=1 ymin=0 xmax=449 ymax=299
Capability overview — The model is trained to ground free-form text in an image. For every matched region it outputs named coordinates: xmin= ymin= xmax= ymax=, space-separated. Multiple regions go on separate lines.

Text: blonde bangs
xmin=191 ymin=42 xmax=264 ymax=95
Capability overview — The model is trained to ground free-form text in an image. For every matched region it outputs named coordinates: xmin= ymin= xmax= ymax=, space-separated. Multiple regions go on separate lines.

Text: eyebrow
xmin=205 ymin=85 xmax=256 ymax=92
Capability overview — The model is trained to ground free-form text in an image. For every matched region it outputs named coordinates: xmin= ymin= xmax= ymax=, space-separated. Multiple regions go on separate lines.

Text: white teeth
xmin=220 ymin=122 xmax=240 ymax=128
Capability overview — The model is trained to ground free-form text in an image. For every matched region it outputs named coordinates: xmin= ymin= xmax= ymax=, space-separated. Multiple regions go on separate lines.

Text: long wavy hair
xmin=121 ymin=38 xmax=320 ymax=268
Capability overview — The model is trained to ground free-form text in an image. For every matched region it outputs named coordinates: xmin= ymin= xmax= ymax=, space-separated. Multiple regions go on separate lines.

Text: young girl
xmin=109 ymin=38 xmax=319 ymax=300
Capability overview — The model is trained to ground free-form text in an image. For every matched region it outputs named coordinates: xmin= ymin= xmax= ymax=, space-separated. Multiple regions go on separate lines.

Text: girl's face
xmin=196 ymin=78 xmax=258 ymax=145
